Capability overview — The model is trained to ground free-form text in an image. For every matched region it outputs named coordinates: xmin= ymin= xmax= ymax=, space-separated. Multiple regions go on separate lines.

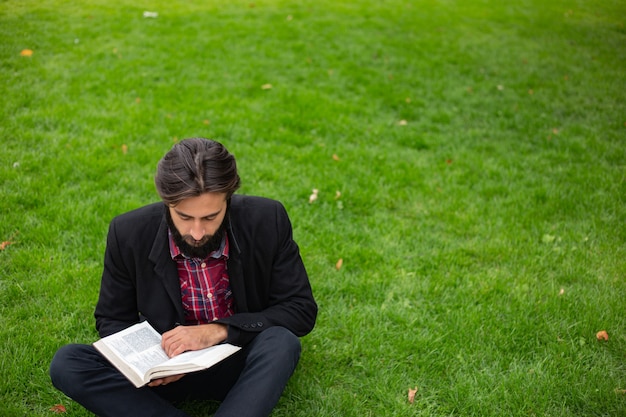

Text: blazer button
xmin=242 ymin=324 xmax=249 ymax=329
xmin=257 ymin=322 xmax=263 ymax=327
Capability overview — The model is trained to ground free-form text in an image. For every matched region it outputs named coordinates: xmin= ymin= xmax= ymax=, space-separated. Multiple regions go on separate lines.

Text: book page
xmin=146 ymin=343 xmax=242 ymax=380
xmin=97 ymin=321 xmax=169 ymax=377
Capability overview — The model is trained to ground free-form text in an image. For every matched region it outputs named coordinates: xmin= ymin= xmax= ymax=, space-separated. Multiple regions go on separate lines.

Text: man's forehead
xmin=171 ymin=193 xmax=228 ymax=217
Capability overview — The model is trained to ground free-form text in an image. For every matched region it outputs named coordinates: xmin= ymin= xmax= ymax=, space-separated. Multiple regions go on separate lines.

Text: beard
xmin=165 ymin=207 xmax=227 ymax=259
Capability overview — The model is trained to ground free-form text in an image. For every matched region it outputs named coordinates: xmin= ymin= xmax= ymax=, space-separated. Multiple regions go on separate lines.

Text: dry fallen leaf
xmin=335 ymin=258 xmax=343 ymax=270
xmin=615 ymin=388 xmax=626 ymax=395
xmin=408 ymin=387 xmax=418 ymax=403
xmin=121 ymin=144 xmax=128 ymax=154
xmin=398 ymin=120 xmax=408 ymax=126
xmin=332 ymin=154 xmax=340 ymax=161
xmin=20 ymin=49 xmax=34 ymax=57
xmin=261 ymin=83 xmax=272 ymax=90
xmin=596 ymin=330 xmax=609 ymax=341
xmin=558 ymin=288 xmax=565 ymax=296
xmin=50 ymin=404 xmax=67 ymax=413
xmin=203 ymin=119 xmax=210 ymax=125
xmin=308 ymin=189 xmax=319 ymax=204
xmin=1 ymin=232 xmax=19 ymax=250
xmin=335 ymin=190 xmax=341 ymax=199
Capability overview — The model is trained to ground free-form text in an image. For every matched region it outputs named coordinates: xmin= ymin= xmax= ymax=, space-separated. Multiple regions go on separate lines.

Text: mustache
xmin=182 ymin=235 xmax=210 ymax=246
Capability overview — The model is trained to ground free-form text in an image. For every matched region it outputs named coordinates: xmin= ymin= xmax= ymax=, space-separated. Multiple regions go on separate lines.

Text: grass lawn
xmin=1 ymin=0 xmax=625 ymax=415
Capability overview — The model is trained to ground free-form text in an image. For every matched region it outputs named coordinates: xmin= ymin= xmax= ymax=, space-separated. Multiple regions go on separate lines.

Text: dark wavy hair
xmin=155 ymin=138 xmax=241 ymax=206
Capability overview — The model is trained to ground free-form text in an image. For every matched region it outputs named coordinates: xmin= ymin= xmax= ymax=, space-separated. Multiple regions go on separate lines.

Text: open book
xmin=93 ymin=321 xmax=241 ymax=388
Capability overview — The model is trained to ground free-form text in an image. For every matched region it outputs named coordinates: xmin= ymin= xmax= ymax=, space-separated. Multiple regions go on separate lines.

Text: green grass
xmin=1 ymin=0 xmax=625 ymax=415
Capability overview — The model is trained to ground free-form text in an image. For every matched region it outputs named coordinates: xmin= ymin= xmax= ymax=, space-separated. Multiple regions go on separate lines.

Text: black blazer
xmin=94 ymin=195 xmax=317 ymax=346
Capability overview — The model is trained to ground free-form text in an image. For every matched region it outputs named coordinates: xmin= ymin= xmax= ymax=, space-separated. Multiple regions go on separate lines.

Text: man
xmin=50 ymin=138 xmax=317 ymax=417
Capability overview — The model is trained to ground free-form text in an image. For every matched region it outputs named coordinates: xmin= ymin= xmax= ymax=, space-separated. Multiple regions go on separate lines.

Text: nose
xmin=189 ymin=222 xmax=205 ymax=240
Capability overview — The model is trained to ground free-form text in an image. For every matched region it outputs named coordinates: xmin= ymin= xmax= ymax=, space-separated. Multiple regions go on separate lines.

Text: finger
xmin=167 ymin=342 xmax=186 ymax=357
xmin=148 ymin=379 xmax=164 ymax=387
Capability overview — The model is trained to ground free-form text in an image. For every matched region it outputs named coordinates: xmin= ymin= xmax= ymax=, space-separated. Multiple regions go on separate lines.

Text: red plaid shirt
xmin=168 ymin=231 xmax=234 ymax=324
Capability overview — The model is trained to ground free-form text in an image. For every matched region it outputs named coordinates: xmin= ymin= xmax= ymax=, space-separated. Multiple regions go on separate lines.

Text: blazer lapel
xmin=226 ymin=213 xmax=248 ymax=312
xmin=149 ymin=213 xmax=186 ymax=322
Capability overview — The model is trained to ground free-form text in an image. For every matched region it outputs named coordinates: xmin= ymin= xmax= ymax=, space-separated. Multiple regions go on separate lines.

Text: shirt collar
xmin=168 ymin=229 xmax=229 ymax=261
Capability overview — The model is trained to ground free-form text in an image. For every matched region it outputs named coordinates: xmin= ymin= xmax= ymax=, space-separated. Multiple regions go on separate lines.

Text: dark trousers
xmin=50 ymin=326 xmax=301 ymax=417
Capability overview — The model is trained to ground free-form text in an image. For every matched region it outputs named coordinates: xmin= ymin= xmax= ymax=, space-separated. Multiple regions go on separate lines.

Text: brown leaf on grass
xmin=332 ymin=154 xmax=340 ymax=161
xmin=1 ymin=232 xmax=19 ymax=250
xmin=408 ymin=387 xmax=418 ymax=403
xmin=308 ymin=189 xmax=319 ymax=204
xmin=203 ymin=119 xmax=211 ymax=125
xmin=335 ymin=258 xmax=343 ymax=270
xmin=615 ymin=388 xmax=626 ymax=395
xmin=121 ymin=144 xmax=128 ymax=154
xmin=398 ymin=120 xmax=407 ymax=126
xmin=50 ymin=404 xmax=67 ymax=413
xmin=596 ymin=330 xmax=609 ymax=341
xmin=20 ymin=49 xmax=33 ymax=57
xmin=261 ymin=84 xmax=272 ymax=90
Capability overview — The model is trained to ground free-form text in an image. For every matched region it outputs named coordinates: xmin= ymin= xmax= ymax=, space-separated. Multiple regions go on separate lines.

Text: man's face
xmin=166 ymin=192 xmax=228 ymax=259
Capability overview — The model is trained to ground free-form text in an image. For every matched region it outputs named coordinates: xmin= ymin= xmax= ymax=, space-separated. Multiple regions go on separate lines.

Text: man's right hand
xmin=148 ymin=373 xmax=186 ymax=387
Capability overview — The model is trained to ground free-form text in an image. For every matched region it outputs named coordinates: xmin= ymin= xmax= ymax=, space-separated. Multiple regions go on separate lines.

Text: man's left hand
xmin=161 ymin=323 xmax=228 ymax=358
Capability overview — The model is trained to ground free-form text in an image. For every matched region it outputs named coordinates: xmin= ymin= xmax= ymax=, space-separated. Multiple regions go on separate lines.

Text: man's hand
xmin=148 ymin=373 xmax=185 ymax=387
xmin=161 ymin=323 xmax=228 ymax=358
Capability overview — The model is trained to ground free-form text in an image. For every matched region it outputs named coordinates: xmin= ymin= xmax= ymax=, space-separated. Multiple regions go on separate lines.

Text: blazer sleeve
xmin=220 ymin=200 xmax=317 ymax=346
xmin=94 ymin=219 xmax=141 ymax=337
